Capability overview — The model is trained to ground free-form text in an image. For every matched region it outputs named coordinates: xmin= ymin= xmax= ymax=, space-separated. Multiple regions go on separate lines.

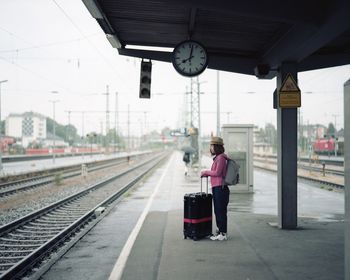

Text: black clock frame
xmin=171 ymin=40 xmax=208 ymax=77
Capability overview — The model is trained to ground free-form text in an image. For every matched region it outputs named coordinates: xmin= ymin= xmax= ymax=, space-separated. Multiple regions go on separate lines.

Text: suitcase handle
xmin=201 ymin=177 xmax=209 ymax=194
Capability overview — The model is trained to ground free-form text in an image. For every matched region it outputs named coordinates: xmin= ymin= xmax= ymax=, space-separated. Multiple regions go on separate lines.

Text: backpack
xmin=224 ymin=159 xmax=240 ymax=185
xmin=183 ymin=152 xmax=190 ymax=163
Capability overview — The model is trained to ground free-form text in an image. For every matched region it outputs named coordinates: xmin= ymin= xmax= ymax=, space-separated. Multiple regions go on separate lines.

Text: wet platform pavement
xmin=42 ymin=151 xmax=344 ymax=280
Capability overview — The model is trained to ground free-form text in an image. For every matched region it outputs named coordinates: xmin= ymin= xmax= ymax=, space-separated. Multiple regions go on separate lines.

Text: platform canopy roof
xmin=82 ymin=0 xmax=350 ymax=78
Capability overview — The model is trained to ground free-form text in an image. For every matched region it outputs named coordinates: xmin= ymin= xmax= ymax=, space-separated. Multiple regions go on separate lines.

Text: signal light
xmin=139 ymin=60 xmax=152 ymax=99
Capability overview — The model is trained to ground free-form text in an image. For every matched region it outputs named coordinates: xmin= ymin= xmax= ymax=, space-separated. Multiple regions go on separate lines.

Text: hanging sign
xmin=278 ymin=73 xmax=301 ymax=108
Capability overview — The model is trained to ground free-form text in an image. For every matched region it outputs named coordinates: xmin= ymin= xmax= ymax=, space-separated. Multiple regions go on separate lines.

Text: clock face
xmin=172 ymin=40 xmax=208 ymax=77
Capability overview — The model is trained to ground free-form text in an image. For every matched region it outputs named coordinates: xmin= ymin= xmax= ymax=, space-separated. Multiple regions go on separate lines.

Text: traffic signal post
xmin=139 ymin=60 xmax=152 ymax=99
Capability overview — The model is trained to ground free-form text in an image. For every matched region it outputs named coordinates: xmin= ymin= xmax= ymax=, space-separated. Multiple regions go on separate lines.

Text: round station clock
xmin=172 ymin=40 xmax=208 ymax=77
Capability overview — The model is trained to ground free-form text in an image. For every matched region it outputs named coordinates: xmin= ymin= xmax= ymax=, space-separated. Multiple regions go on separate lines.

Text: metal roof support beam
xmin=118 ymin=48 xmax=259 ymax=76
xmin=277 ymin=62 xmax=298 ymax=229
xmin=262 ymin=0 xmax=350 ymax=69
xmin=188 ymin=8 xmax=197 ymax=38
xmin=207 ymin=54 xmax=257 ymax=76
xmin=298 ymin=53 xmax=350 ymax=72
xmin=118 ymin=48 xmax=172 ymax=63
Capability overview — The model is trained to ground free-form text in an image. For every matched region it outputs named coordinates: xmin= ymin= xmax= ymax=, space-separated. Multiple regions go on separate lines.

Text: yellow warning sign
xmin=278 ymin=73 xmax=301 ymax=108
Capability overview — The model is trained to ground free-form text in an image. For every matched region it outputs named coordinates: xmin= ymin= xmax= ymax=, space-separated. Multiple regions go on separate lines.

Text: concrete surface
xmin=42 ymin=151 xmax=344 ymax=280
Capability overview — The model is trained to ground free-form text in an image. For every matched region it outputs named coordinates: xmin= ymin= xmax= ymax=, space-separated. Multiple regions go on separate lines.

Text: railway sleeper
xmin=0 ymin=250 xmax=33 ymax=255
xmin=0 ymin=263 xmax=18 ymax=269
xmin=29 ymin=221 xmax=71 ymax=227
xmin=48 ymin=211 xmax=86 ymax=221
xmin=60 ymin=205 xmax=91 ymax=210
xmin=23 ymin=223 xmax=67 ymax=229
xmin=38 ymin=216 xmax=77 ymax=222
xmin=53 ymin=209 xmax=88 ymax=215
xmin=20 ymin=226 xmax=62 ymax=232
xmin=8 ymin=232 xmax=56 ymax=240
xmin=0 ymin=256 xmax=24 ymax=261
xmin=45 ymin=212 xmax=82 ymax=219
xmin=33 ymin=219 xmax=73 ymax=225
xmin=0 ymin=237 xmax=44 ymax=244
xmin=0 ymin=243 xmax=40 ymax=248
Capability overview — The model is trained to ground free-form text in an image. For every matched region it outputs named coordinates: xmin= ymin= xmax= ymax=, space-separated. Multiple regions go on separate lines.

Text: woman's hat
xmin=210 ymin=136 xmax=224 ymax=145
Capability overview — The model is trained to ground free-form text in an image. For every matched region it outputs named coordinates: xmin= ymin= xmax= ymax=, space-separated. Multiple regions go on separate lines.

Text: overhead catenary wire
xmin=0 ymin=31 xmax=101 ymax=53
xmin=0 ymin=55 xmax=76 ymax=94
xmin=51 ymin=0 xmax=133 ymax=92
xmin=0 ymin=2 xmax=135 ymax=96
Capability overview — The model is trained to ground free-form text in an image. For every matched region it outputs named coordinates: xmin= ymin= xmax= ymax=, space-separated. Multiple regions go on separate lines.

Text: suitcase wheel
xmin=184 ymin=235 xmax=187 ymax=239
xmin=193 ymin=236 xmax=198 ymax=241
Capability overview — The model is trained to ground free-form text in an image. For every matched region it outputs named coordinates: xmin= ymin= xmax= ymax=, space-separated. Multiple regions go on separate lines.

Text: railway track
xmin=254 ymin=156 xmax=344 ymax=188
xmin=0 ymin=153 xmax=148 ymax=198
xmin=0 ymin=152 xmax=168 ymax=279
xmin=254 ymin=157 xmax=344 ymax=176
xmin=254 ymin=153 xmax=344 ymax=166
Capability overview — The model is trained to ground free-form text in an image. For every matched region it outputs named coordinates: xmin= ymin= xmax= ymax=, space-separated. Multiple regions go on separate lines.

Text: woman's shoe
xmin=210 ymin=232 xmax=227 ymax=241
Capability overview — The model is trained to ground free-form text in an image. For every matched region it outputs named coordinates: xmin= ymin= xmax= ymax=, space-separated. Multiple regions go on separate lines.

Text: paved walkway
xmin=43 ymin=151 xmax=344 ymax=280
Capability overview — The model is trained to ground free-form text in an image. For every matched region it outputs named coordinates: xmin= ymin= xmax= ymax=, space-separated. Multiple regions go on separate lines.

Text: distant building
xmin=43 ymin=132 xmax=67 ymax=148
xmin=5 ymin=112 xmax=47 ymax=147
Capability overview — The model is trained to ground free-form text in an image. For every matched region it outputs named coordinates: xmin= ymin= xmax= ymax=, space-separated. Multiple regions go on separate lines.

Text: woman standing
xmin=201 ymin=136 xmax=230 ymax=241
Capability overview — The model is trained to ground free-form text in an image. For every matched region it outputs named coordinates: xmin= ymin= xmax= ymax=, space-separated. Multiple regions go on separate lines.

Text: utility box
xmin=221 ymin=124 xmax=254 ymax=193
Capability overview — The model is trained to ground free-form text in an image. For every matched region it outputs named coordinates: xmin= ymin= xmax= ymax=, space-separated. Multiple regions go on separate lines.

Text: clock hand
xmin=181 ymin=45 xmax=195 ymax=63
xmin=182 ymin=55 xmax=194 ymax=63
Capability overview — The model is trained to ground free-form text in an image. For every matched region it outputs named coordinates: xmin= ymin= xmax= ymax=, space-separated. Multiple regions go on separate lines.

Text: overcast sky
xmin=0 ymin=0 xmax=349 ymax=137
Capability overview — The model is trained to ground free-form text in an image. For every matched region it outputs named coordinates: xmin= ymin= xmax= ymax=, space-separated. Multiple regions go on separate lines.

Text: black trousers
xmin=212 ymin=185 xmax=230 ymax=233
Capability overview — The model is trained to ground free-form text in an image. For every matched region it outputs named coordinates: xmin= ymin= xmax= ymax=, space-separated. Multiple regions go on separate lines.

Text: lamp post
xmin=0 ymin=80 xmax=8 ymax=173
xmin=87 ymin=133 xmax=97 ymax=157
xmin=332 ymin=114 xmax=339 ymax=157
xmin=114 ymin=92 xmax=118 ymax=153
xmin=50 ymin=91 xmax=59 ymax=164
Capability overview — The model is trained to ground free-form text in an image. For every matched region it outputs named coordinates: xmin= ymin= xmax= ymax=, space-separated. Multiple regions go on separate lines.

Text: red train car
xmin=313 ymin=138 xmax=344 ymax=155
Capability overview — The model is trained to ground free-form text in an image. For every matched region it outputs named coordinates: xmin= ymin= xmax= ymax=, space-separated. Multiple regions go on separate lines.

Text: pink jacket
xmin=201 ymin=153 xmax=228 ymax=188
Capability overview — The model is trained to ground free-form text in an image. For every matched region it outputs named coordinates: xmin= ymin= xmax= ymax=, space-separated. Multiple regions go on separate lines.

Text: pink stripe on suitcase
xmin=184 ymin=216 xmax=212 ymax=224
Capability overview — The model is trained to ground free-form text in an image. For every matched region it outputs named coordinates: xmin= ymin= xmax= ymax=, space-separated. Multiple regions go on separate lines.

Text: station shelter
xmin=80 ymin=1 xmax=350 ymax=278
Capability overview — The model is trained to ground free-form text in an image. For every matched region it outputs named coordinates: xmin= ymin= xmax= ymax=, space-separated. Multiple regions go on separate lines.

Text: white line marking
xmin=108 ymin=154 xmax=174 ymax=280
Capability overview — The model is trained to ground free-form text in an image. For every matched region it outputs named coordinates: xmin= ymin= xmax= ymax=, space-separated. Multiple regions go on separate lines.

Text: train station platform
xmin=42 ymin=151 xmax=344 ymax=280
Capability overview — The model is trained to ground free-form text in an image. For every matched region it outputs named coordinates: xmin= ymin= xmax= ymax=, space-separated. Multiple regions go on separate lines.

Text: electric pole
xmin=114 ymin=92 xmax=118 ymax=153
xmin=66 ymin=110 xmax=71 ymax=145
xmin=127 ymin=104 xmax=130 ymax=151
xmin=0 ymin=80 xmax=8 ymax=173
xmin=101 ymin=85 xmax=110 ymax=153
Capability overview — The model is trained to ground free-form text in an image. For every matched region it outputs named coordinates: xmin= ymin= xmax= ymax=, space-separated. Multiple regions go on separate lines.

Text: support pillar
xmin=277 ymin=62 xmax=298 ymax=229
xmin=344 ymin=79 xmax=350 ymax=279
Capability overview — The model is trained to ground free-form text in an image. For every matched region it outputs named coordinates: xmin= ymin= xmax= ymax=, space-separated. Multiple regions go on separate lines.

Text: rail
xmin=0 ymin=151 xmax=169 ymax=279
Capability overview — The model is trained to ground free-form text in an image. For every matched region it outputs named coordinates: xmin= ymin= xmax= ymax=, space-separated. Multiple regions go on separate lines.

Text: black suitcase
xmin=183 ymin=177 xmax=212 ymax=240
